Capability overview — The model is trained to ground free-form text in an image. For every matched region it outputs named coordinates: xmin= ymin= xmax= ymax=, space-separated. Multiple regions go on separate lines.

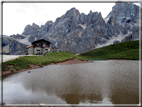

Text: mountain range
xmin=2 ymin=2 xmax=140 ymax=55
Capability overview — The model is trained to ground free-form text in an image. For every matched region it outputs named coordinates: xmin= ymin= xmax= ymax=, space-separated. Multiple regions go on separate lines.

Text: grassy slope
xmin=78 ymin=40 xmax=140 ymax=60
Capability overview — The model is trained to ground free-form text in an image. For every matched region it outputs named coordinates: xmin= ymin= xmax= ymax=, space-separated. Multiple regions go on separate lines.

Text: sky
xmin=2 ymin=1 xmax=141 ymax=36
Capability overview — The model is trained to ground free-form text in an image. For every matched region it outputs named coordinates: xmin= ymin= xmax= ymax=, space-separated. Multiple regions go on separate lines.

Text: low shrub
xmin=6 ymin=66 xmax=10 ymax=71
xmin=13 ymin=66 xmax=20 ymax=71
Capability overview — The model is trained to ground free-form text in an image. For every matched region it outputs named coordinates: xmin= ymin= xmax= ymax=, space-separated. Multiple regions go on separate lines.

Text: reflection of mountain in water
xmin=3 ymin=61 xmax=139 ymax=104
xmin=20 ymin=64 xmax=103 ymax=104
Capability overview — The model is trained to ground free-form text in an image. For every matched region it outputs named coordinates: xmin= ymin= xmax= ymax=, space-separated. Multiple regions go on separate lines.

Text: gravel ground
xmin=1 ymin=55 xmax=36 ymax=62
xmin=1 ymin=55 xmax=22 ymax=62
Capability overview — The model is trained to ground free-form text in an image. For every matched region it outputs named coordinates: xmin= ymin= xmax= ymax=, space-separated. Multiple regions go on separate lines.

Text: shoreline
xmin=2 ymin=58 xmax=139 ymax=77
xmin=2 ymin=58 xmax=92 ymax=76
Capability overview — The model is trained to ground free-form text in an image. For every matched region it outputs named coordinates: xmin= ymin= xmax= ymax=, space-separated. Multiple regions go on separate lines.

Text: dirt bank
xmin=2 ymin=59 xmax=92 ymax=76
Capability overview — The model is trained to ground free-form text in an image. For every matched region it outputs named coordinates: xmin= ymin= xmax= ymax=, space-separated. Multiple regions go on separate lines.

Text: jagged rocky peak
xmin=40 ymin=21 xmax=53 ymax=28
xmin=65 ymin=7 xmax=80 ymax=18
xmin=37 ymin=21 xmax=54 ymax=39
xmin=10 ymin=34 xmax=26 ymax=39
xmin=87 ymin=11 xmax=104 ymax=24
xmin=75 ymin=10 xmax=104 ymax=26
xmin=105 ymin=2 xmax=140 ymax=42
xmin=106 ymin=2 xmax=139 ymax=24
xmin=22 ymin=23 xmax=40 ymax=35
xmin=32 ymin=23 xmax=40 ymax=29
xmin=22 ymin=24 xmax=32 ymax=35
xmin=45 ymin=20 xmax=53 ymax=25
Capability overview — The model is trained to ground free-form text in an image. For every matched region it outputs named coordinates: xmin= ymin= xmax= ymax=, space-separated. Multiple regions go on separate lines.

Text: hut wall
xmin=28 ymin=48 xmax=34 ymax=55
xmin=34 ymin=47 xmax=42 ymax=54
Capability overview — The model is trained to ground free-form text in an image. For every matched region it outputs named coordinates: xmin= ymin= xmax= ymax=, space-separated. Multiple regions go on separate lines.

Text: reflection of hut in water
xmin=26 ymin=39 xmax=51 ymax=55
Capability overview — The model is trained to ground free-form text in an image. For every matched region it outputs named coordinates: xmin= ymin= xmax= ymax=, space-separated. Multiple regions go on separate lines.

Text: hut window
xmin=43 ymin=44 xmax=46 ymax=47
xmin=36 ymin=50 xmax=40 ymax=51
xmin=36 ymin=43 xmax=41 ymax=47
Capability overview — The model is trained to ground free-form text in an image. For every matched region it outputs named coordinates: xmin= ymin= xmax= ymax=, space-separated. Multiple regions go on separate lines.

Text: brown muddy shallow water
xmin=2 ymin=60 xmax=139 ymax=106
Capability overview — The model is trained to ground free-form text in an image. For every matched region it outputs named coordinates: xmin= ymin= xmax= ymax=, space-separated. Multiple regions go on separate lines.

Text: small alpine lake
xmin=2 ymin=60 xmax=139 ymax=106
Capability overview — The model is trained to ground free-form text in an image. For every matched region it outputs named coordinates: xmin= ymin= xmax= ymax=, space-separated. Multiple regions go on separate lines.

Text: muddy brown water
xmin=2 ymin=60 xmax=139 ymax=105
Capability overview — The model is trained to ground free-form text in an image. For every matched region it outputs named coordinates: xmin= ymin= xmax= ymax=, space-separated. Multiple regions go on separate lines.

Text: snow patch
xmin=16 ymin=35 xmax=31 ymax=46
xmin=104 ymin=15 xmax=110 ymax=24
xmin=54 ymin=42 xmax=58 ymax=48
xmin=104 ymin=17 xmax=110 ymax=24
xmin=95 ymin=31 xmax=132 ymax=49
xmin=79 ymin=24 xmax=87 ymax=29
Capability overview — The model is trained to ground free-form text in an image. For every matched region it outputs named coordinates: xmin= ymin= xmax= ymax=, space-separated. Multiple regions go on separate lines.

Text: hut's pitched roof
xmin=32 ymin=39 xmax=51 ymax=45
xmin=26 ymin=45 xmax=34 ymax=49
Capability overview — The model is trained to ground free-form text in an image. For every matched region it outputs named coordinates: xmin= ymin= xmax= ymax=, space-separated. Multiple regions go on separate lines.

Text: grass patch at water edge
xmin=2 ymin=52 xmax=75 ymax=72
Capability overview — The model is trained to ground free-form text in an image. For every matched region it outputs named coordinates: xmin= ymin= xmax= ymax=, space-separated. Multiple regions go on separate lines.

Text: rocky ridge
xmin=5 ymin=2 xmax=140 ymax=54
xmin=1 ymin=35 xmax=28 ymax=55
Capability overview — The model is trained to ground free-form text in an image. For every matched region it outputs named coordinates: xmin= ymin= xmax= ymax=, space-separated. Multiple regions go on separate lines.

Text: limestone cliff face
xmin=44 ymin=9 xmax=111 ymax=53
xmin=2 ymin=35 xmax=28 ymax=55
xmin=105 ymin=2 xmax=140 ymax=41
xmin=3 ymin=44 xmax=10 ymax=54
xmin=8 ymin=2 xmax=140 ymax=54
